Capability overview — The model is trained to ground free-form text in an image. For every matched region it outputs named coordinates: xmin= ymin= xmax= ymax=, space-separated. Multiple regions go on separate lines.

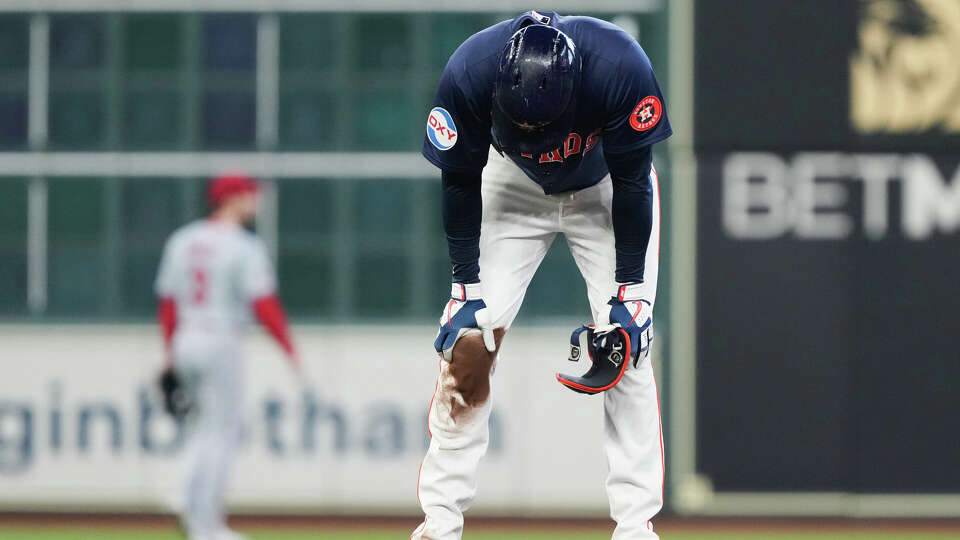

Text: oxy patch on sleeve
xmin=427 ymin=107 xmax=459 ymax=150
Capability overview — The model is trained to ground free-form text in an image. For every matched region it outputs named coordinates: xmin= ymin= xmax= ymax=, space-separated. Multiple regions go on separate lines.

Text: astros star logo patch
xmin=629 ymin=96 xmax=662 ymax=132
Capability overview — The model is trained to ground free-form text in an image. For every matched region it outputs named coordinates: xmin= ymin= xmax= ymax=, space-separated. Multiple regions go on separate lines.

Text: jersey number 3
xmin=192 ymin=268 xmax=208 ymax=304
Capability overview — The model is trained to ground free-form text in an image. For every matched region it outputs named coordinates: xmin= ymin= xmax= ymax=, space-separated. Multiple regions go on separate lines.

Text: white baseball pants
xmin=413 ymin=149 xmax=664 ymax=539
xmin=174 ymin=329 xmax=247 ymax=540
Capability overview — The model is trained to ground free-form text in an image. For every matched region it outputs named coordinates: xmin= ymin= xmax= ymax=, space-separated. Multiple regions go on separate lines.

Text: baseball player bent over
xmin=155 ymin=174 xmax=299 ymax=540
xmin=414 ymin=12 xmax=672 ymax=539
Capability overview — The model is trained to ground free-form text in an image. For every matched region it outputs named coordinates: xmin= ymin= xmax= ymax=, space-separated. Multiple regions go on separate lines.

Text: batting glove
xmin=435 ymin=282 xmax=496 ymax=362
xmin=601 ymin=283 xmax=654 ymax=367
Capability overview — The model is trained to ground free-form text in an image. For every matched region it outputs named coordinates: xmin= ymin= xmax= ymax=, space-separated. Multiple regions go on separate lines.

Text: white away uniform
xmin=154 ymin=220 xmax=276 ymax=539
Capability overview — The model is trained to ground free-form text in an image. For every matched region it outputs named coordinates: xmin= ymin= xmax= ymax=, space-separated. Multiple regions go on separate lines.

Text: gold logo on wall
xmin=851 ymin=0 xmax=960 ymax=133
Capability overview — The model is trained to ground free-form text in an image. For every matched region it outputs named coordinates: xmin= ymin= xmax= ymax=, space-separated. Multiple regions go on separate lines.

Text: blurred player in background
xmin=155 ymin=173 xmax=300 ymax=540
xmin=417 ymin=12 xmax=671 ymax=539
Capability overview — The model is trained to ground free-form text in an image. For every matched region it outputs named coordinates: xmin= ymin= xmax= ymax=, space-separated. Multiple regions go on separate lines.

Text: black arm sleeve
xmin=441 ymin=170 xmax=483 ymax=284
xmin=605 ymin=146 xmax=654 ymax=284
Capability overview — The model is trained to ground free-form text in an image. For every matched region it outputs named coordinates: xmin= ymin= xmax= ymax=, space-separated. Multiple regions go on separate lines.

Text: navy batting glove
xmin=604 ymin=283 xmax=654 ymax=366
xmin=435 ymin=282 xmax=495 ymax=361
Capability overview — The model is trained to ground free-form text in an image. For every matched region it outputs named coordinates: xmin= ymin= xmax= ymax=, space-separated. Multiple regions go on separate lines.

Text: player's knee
xmin=446 ymin=328 xmax=506 ymax=413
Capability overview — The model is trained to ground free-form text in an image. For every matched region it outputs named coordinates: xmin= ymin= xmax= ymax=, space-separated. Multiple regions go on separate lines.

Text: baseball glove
xmin=158 ymin=368 xmax=192 ymax=420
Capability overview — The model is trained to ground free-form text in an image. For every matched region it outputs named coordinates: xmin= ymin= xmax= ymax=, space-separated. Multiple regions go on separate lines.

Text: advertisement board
xmin=696 ymin=152 xmax=960 ymax=496
xmin=689 ymin=0 xmax=960 ymax=512
xmin=696 ymin=0 xmax=960 ymax=152
xmin=0 ymin=325 xmax=626 ymax=515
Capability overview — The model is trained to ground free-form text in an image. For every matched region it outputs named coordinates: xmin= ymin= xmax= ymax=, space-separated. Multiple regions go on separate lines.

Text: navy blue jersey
xmin=423 ymin=11 xmax=672 ymax=194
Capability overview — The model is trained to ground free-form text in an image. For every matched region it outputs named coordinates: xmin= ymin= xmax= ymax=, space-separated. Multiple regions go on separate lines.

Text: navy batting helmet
xmin=492 ymin=24 xmax=581 ymax=155
xmin=556 ymin=325 xmax=633 ymax=395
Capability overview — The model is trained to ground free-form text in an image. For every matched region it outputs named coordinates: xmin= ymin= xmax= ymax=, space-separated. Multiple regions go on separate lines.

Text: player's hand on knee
xmin=603 ymin=283 xmax=653 ymax=366
xmin=435 ymin=282 xmax=496 ymax=361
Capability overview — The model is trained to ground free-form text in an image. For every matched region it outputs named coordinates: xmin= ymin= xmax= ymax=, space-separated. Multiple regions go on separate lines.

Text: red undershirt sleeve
xmin=157 ymin=297 xmax=177 ymax=367
xmin=253 ymin=294 xmax=296 ymax=359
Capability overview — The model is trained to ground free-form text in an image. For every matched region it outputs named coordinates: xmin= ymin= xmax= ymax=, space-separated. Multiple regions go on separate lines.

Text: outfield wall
xmin=0 ymin=324 xmax=647 ymax=516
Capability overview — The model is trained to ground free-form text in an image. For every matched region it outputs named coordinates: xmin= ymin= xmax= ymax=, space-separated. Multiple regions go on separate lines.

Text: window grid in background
xmin=0 ymin=15 xmax=29 ymax=150
xmin=0 ymin=16 xmax=30 ymax=314
xmin=0 ymin=178 xmax=28 ymax=313
xmin=1 ymin=10 xmax=662 ymax=322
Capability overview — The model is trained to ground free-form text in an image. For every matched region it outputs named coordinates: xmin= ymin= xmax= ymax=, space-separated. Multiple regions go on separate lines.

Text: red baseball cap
xmin=207 ymin=173 xmax=259 ymax=207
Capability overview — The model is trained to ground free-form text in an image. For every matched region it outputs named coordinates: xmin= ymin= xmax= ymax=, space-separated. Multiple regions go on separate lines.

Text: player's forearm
xmin=253 ymin=295 xmax=296 ymax=359
xmin=441 ymin=170 xmax=483 ymax=284
xmin=157 ymin=297 xmax=177 ymax=344
xmin=606 ymin=147 xmax=654 ymax=284
xmin=156 ymin=297 xmax=177 ymax=367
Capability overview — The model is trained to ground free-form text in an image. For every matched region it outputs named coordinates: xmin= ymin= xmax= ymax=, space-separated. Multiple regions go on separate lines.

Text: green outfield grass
xmin=0 ymin=529 xmax=957 ymax=540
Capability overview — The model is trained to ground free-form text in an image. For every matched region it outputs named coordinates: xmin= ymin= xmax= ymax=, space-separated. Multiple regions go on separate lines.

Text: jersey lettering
xmin=584 ymin=129 xmax=601 ymax=154
xmin=563 ymin=133 xmax=582 ymax=158
xmin=192 ymin=268 xmax=207 ymax=304
xmin=539 ymin=149 xmax=563 ymax=163
xmin=518 ymin=129 xmax=601 ymax=164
